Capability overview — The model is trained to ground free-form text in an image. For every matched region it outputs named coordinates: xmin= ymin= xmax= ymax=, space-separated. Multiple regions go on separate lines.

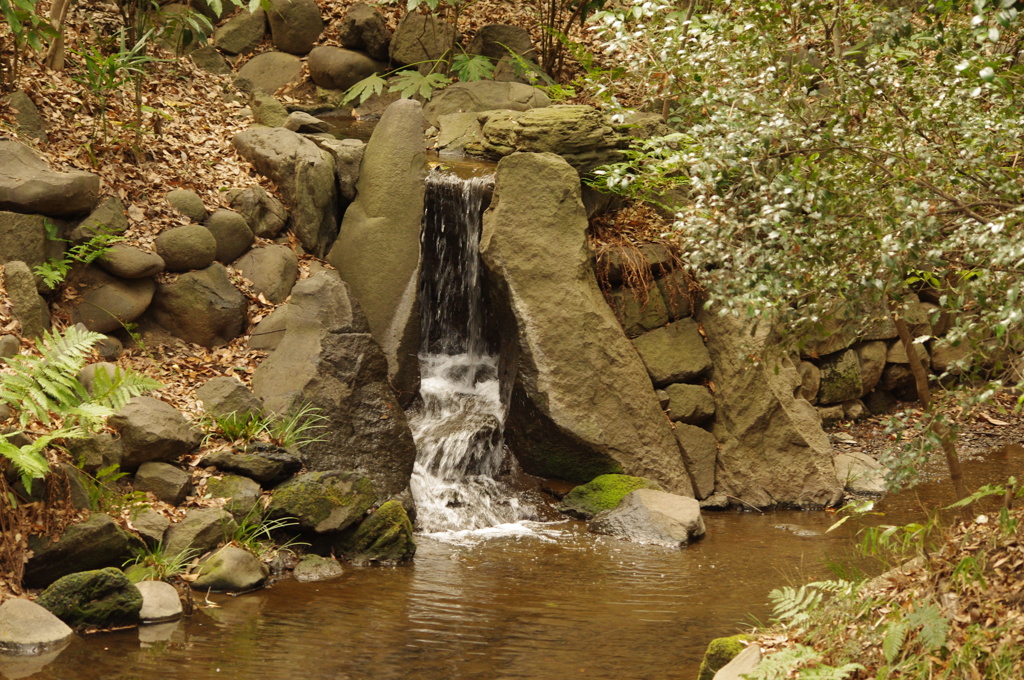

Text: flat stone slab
xmin=0 ymin=599 xmax=74 ymax=655
xmin=632 ymin=319 xmax=712 ymax=387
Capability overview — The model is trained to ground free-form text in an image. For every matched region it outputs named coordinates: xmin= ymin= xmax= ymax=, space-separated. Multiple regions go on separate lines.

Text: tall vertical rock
xmin=700 ymin=309 xmax=842 ymax=508
xmin=480 ymin=152 xmax=694 ymax=495
xmin=327 ymin=99 xmax=425 ymax=401
xmin=252 ymin=273 xmax=417 ymax=498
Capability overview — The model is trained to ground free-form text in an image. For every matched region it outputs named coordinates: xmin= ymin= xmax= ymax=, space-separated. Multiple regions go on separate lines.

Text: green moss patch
xmin=559 ymin=474 xmax=662 ymax=519
xmin=697 ymin=634 xmax=753 ymax=680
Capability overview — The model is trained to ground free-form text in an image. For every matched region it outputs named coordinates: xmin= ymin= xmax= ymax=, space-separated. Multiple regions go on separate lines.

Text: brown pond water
xmin=14 ymin=445 xmax=1021 ymax=680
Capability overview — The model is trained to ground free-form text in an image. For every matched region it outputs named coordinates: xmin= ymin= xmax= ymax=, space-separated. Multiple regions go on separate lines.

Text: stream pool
xmin=8 ymin=445 xmax=1020 ymax=680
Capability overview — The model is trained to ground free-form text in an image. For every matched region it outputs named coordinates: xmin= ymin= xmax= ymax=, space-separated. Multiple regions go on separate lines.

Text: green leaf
xmin=341 ymin=73 xmax=388 ymax=105
xmin=388 ymin=71 xmax=450 ymax=100
xmin=452 ymin=53 xmax=496 ymax=82
xmin=882 ymin=619 xmax=909 ymax=663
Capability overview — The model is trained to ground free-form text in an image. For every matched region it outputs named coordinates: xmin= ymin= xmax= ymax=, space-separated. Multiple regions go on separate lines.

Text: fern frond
xmin=883 ymin=619 xmax=909 ymax=664
xmin=907 ymin=604 xmax=949 ymax=652
xmin=89 ymin=367 xmax=162 ymax=412
xmin=0 ymin=427 xmax=84 ymax=494
xmin=798 ymin=662 xmax=865 ymax=680
xmin=745 ymin=645 xmax=820 ymax=680
xmin=0 ymin=327 xmax=160 ymax=428
xmin=769 ymin=585 xmax=823 ymax=626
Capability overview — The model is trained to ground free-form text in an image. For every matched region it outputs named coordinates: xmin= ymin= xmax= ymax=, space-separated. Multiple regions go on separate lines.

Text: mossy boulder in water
xmin=560 ymin=474 xmax=663 ymax=519
xmin=697 ymin=634 xmax=753 ymax=680
xmin=341 ymin=500 xmax=415 ymax=564
xmin=268 ymin=470 xmax=377 ymax=533
xmin=36 ymin=568 xmax=142 ymax=631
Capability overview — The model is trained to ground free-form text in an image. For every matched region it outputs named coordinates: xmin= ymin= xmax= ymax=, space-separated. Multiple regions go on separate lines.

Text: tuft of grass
xmin=124 ymin=541 xmax=199 ymax=582
xmin=223 ymin=504 xmax=308 ymax=559
xmin=199 ymin=403 xmax=327 ymax=450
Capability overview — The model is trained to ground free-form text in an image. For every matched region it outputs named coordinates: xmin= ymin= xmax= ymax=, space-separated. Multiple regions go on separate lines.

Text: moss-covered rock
xmin=36 ymin=568 xmax=142 ymax=631
xmin=697 ymin=634 xmax=753 ymax=680
xmin=268 ymin=470 xmax=377 ymax=533
xmin=559 ymin=474 xmax=663 ymax=519
xmin=340 ymin=500 xmax=415 ymax=564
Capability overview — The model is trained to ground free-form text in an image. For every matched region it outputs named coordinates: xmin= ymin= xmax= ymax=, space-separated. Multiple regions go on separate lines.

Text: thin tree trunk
xmin=43 ymin=0 xmax=74 ymax=70
xmin=891 ymin=306 xmax=969 ymax=500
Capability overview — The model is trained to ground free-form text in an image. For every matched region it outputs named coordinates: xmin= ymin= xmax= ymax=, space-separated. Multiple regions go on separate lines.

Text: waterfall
xmin=409 ymin=169 xmax=525 ymax=533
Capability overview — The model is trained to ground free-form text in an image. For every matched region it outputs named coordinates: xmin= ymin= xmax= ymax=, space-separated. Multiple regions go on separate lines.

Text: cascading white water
xmin=409 ymin=170 xmax=526 ymax=533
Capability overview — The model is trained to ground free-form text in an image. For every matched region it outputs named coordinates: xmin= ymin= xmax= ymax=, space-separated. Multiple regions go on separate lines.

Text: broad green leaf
xmin=341 ymin=73 xmax=387 ymax=105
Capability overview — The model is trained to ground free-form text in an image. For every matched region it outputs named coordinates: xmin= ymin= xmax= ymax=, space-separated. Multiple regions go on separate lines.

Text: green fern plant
xmin=0 ymin=326 xmax=161 ymax=429
xmin=746 ymin=644 xmax=863 ymax=680
xmin=768 ymin=581 xmax=853 ymax=627
xmin=0 ymin=326 xmax=162 ymax=494
xmin=0 ymin=428 xmax=83 ymax=494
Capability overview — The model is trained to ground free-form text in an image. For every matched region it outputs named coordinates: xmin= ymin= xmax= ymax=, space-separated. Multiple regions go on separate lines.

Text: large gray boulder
xmin=214 ymin=8 xmax=266 ymax=55
xmin=24 ymin=514 xmax=133 ymax=588
xmin=266 ymin=0 xmax=323 ymax=55
xmin=326 ymin=99 xmax=425 ymax=398
xmin=423 ymin=81 xmax=550 ymax=127
xmin=108 ymin=396 xmax=200 ymax=470
xmin=482 ymin=105 xmax=622 ymax=173
xmin=232 ymin=127 xmax=337 ymax=257
xmin=700 ymin=309 xmax=841 ymax=508
xmin=0 ymin=211 xmax=49 ymax=269
xmin=235 ymin=51 xmax=303 ymax=94
xmin=308 ymin=45 xmax=384 ymax=91
xmin=233 ymin=244 xmax=298 ymax=304
xmin=4 ymin=260 xmax=50 ymax=338
xmin=589 ymin=489 xmax=705 ymax=547
xmin=339 ymin=2 xmax=391 ymax=61
xmin=480 ymin=153 xmax=694 ymax=495
xmin=0 ymin=140 xmax=100 ymax=216
xmin=268 ymin=470 xmax=377 ymax=533
xmin=252 ymin=275 xmax=418 ymax=497
xmin=67 ymin=267 xmax=155 ymax=334
xmin=0 ymin=598 xmax=74 ymax=655
xmin=147 ymin=263 xmax=247 ymax=347
xmin=389 ymin=12 xmax=454 ymax=66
